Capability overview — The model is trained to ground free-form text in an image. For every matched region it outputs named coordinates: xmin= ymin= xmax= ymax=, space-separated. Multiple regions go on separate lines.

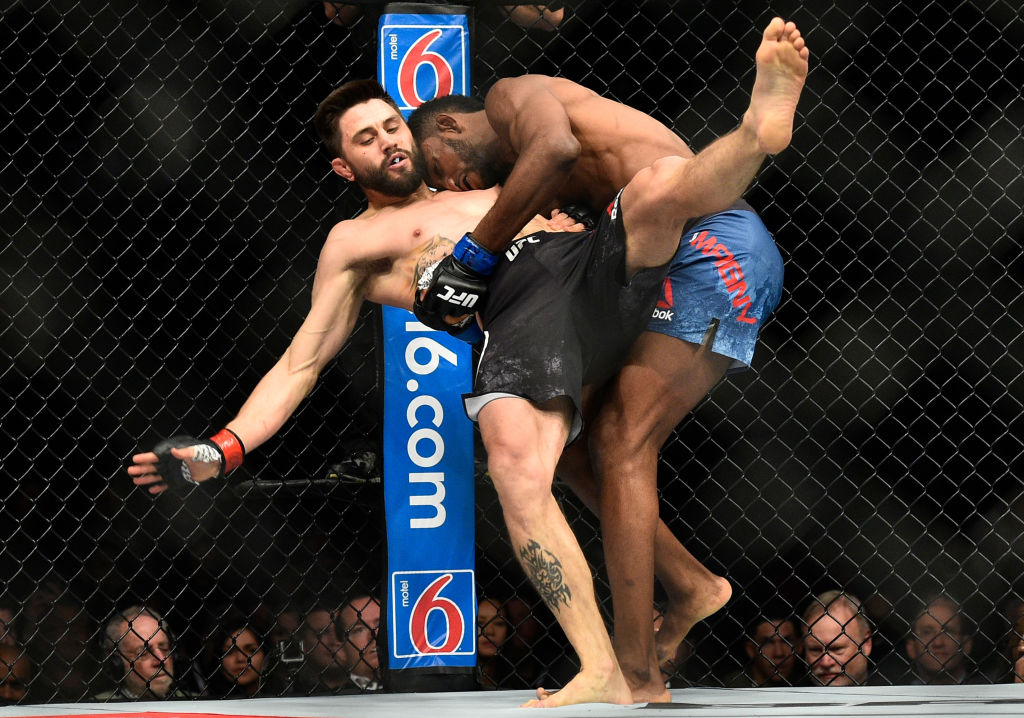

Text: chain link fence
xmin=2 ymin=0 xmax=1023 ymax=704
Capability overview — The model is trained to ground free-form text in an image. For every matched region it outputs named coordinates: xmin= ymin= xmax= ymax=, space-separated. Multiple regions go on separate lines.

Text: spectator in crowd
xmin=498 ymin=595 xmax=541 ymax=685
xmin=25 ymin=591 xmax=97 ymax=701
xmin=338 ymin=595 xmax=381 ymax=692
xmin=477 ymin=597 xmax=511 ymax=689
xmin=1005 ymin=612 xmax=1024 ymax=683
xmin=23 ymin=578 xmax=64 ymax=629
xmin=94 ymin=605 xmax=193 ymax=700
xmin=0 ymin=644 xmax=33 ymax=704
xmin=903 ymin=596 xmax=982 ymax=685
xmin=264 ymin=605 xmax=303 ymax=690
xmin=723 ymin=615 xmax=799 ymax=687
xmin=800 ymin=590 xmax=873 ymax=686
xmin=0 ymin=597 xmax=19 ymax=647
xmin=203 ymin=621 xmax=270 ymax=698
xmin=295 ymin=605 xmax=347 ymax=694
xmin=267 ymin=606 xmax=302 ymax=648
xmin=1002 ymin=596 xmax=1024 ymax=627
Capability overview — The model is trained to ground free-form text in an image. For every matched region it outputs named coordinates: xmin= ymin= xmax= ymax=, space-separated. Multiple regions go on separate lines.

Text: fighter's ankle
xmin=580 ymin=655 xmax=621 ymax=678
xmin=738 ymin=111 xmax=763 ymax=146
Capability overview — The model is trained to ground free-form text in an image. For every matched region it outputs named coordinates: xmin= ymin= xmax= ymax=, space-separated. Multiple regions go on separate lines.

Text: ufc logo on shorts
xmin=438 ymin=284 xmax=479 ymax=308
xmin=505 ymin=235 xmax=539 ymax=262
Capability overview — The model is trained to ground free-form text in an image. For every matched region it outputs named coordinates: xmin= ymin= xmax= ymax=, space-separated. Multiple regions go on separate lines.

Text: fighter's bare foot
xmin=655 ymin=575 xmax=732 ymax=667
xmin=627 ymin=679 xmax=671 ymax=704
xmin=618 ymin=654 xmax=672 ymax=703
xmin=534 ymin=681 xmax=668 ymax=705
xmin=532 ymin=686 xmax=556 ymax=703
xmin=745 ymin=17 xmax=810 ymax=154
xmin=521 ymin=667 xmax=633 ymax=708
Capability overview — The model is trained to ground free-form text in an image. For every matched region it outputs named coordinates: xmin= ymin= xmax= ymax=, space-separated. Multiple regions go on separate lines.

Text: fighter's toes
xmin=764 ymin=16 xmax=785 ymax=40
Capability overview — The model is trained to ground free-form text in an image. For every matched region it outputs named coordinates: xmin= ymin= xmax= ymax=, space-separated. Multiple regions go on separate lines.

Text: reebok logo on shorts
xmin=651 ymin=278 xmax=674 ymax=321
xmin=689 ymin=230 xmax=758 ymax=324
xmin=605 ymin=190 xmax=622 ymax=221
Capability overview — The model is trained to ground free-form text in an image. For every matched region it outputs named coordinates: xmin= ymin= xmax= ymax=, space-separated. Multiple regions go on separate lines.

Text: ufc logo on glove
xmin=436 ymin=284 xmax=479 ymax=309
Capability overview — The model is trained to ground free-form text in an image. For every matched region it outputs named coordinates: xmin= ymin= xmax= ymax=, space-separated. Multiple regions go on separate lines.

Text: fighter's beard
xmin=353 ymin=150 xmax=426 ymax=197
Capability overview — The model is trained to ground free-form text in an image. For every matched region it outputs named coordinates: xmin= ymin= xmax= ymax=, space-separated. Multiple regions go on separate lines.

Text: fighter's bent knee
xmin=487 ymin=447 xmax=553 ymax=511
xmin=623 ymin=155 xmax=690 ymax=217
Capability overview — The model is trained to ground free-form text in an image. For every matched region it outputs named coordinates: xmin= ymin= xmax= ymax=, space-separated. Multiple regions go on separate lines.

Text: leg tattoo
xmin=519 ymin=539 xmax=572 ymax=612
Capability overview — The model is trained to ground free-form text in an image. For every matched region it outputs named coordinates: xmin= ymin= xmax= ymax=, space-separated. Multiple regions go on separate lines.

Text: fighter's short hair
xmin=407 ymin=94 xmax=486 ymax=143
xmin=314 ymin=79 xmax=402 ymax=159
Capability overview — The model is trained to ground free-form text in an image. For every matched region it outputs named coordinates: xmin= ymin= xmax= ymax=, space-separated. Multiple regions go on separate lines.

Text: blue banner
xmin=379 ymin=5 xmax=475 ymax=676
xmin=378 ymin=8 xmax=471 ymax=118
xmin=380 ymin=307 xmax=476 ymax=670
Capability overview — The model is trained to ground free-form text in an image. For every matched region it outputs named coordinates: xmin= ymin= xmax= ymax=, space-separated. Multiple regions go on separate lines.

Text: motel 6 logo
xmin=379 ymin=15 xmax=470 ymax=114
xmin=391 ymin=569 xmax=476 ymax=658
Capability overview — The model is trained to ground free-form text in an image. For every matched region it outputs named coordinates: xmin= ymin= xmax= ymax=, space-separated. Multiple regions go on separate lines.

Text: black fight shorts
xmin=463 ymin=191 xmax=668 ymax=444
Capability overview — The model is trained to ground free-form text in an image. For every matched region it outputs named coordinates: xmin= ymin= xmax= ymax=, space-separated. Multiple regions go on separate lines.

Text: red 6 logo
xmin=398 ymin=30 xmax=455 ymax=108
xmin=409 ymin=573 xmax=465 ymax=653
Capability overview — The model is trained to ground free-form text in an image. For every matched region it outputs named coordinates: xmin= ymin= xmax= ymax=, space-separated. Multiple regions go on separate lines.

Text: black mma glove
xmin=152 ymin=429 xmax=245 ymax=490
xmin=560 ymin=203 xmax=598 ymax=232
xmin=414 ymin=233 xmax=499 ymax=344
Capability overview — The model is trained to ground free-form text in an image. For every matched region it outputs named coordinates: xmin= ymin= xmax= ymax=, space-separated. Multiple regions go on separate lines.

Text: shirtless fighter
xmin=409 ymin=18 xmax=809 ymax=702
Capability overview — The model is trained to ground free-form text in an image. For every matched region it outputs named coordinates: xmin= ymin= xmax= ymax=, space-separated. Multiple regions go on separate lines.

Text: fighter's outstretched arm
xmin=468 ymin=75 xmax=581 ymax=254
xmin=128 ymin=225 xmax=369 ymax=493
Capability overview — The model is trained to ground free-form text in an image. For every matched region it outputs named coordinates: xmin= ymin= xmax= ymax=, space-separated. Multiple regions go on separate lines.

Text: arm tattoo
xmin=414 ymin=235 xmax=455 ymax=288
xmin=518 ymin=539 xmax=572 ymax=612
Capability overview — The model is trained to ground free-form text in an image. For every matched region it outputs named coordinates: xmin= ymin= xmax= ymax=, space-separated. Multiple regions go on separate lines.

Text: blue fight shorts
xmin=648 ymin=208 xmax=783 ymax=371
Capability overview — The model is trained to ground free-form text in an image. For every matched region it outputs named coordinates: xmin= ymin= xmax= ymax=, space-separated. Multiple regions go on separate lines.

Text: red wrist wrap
xmin=210 ymin=428 xmax=245 ymax=474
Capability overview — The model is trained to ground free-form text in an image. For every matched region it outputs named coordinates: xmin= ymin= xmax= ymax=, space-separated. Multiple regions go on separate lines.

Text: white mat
xmin=3 ymin=685 xmax=1024 ymax=718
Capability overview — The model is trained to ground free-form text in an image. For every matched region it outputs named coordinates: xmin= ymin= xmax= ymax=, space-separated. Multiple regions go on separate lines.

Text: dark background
xmin=2 ymin=0 xmax=1023 ymax=699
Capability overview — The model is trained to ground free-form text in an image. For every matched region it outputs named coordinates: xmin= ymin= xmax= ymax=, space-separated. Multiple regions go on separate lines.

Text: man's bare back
xmin=412 ymin=18 xmax=807 ymax=254
xmin=504 ymin=76 xmax=697 ymax=209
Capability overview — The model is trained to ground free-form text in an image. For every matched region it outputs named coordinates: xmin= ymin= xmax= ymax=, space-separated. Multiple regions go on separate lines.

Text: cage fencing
xmin=2 ymin=0 xmax=1023 ymax=703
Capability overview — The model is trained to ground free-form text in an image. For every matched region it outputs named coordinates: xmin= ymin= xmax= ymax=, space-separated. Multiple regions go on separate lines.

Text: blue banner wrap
xmin=380 ymin=306 xmax=476 ymax=671
xmin=379 ymin=4 xmax=475 ymax=676
xmin=379 ymin=9 xmax=471 ymax=119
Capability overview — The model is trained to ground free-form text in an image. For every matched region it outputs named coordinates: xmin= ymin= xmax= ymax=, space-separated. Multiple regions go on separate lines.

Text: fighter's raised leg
xmin=616 ymin=17 xmax=808 ymax=233
xmin=746 ymin=17 xmax=810 ymax=154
